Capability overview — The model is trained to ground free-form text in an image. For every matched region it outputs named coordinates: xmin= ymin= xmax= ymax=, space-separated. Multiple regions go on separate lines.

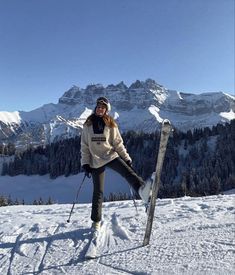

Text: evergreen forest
xmin=1 ymin=120 xmax=235 ymax=199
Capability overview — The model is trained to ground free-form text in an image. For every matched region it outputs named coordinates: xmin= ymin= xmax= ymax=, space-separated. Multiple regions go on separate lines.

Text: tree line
xmin=1 ymin=120 xmax=235 ymax=198
xmin=0 ymin=195 xmax=53 ymax=206
xmin=0 ymin=143 xmax=16 ymax=156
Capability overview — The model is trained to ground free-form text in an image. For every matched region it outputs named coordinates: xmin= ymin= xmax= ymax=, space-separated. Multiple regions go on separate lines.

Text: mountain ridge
xmin=0 ymin=79 xmax=234 ymax=147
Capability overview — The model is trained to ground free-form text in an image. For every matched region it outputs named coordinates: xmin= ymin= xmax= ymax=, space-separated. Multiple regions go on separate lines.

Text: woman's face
xmin=95 ymin=103 xmax=107 ymax=117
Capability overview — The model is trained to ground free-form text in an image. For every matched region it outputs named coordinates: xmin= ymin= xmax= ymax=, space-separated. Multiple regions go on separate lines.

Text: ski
xmin=143 ymin=119 xmax=172 ymax=246
xmin=85 ymin=230 xmax=100 ymax=259
xmin=85 ymin=222 xmax=106 ymax=259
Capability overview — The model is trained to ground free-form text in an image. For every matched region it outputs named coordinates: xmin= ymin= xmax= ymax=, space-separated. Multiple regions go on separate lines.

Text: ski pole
xmin=129 ymin=185 xmax=139 ymax=215
xmin=125 ymin=162 xmax=139 ymax=214
xmin=67 ymin=173 xmax=87 ymax=223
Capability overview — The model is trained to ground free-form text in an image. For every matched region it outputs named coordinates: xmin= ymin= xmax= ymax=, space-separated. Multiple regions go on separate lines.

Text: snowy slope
xmin=0 ymin=193 xmax=234 ymax=274
xmin=0 ymin=111 xmax=22 ymax=124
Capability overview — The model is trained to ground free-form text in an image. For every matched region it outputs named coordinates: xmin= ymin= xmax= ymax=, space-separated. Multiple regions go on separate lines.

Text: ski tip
xmin=162 ymin=119 xmax=171 ymax=125
xmin=85 ymin=255 xmax=98 ymax=260
xmin=143 ymin=240 xmax=150 ymax=246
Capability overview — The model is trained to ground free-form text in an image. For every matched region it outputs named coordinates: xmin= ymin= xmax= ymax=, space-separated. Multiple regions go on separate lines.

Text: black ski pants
xmin=91 ymin=157 xmax=145 ymax=222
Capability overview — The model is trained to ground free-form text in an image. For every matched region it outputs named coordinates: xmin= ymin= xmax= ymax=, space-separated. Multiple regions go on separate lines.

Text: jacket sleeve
xmin=112 ymin=126 xmax=132 ymax=163
xmin=80 ymin=125 xmax=91 ymax=166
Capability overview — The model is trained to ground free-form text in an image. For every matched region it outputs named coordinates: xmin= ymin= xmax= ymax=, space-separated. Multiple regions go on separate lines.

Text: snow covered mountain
xmin=0 ymin=79 xmax=234 ymax=147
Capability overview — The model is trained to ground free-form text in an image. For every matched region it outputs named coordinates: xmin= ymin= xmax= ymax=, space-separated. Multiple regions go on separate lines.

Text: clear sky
xmin=0 ymin=0 xmax=234 ymax=111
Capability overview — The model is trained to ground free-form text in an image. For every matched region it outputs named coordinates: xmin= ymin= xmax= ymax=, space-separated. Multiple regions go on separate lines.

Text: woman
xmin=81 ymin=97 xmax=151 ymax=230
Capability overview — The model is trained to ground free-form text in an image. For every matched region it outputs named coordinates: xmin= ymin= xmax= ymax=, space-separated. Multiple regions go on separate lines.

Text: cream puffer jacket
xmin=81 ymin=124 xmax=131 ymax=168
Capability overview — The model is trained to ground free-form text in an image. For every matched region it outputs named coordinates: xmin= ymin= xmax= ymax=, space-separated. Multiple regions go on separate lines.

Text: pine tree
xmin=47 ymin=197 xmax=53 ymax=205
xmin=7 ymin=195 xmax=13 ymax=205
xmin=33 ymin=199 xmax=38 ymax=205
xmin=210 ymin=174 xmax=221 ymax=195
xmin=0 ymin=195 xmax=8 ymax=206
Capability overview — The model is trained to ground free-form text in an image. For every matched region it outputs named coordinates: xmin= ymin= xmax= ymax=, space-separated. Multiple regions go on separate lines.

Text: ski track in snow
xmin=0 ymin=194 xmax=234 ymax=275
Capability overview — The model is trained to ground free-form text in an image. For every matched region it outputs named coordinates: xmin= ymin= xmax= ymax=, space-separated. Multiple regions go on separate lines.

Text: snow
xmin=1 ymin=85 xmax=234 ymax=131
xmin=148 ymin=105 xmax=163 ymax=123
xmin=220 ymin=109 xmax=235 ymax=121
xmin=115 ymin=106 xmax=161 ymax=133
xmin=150 ymin=88 xmax=168 ymax=104
xmin=0 ymin=85 xmax=234 ymax=145
xmin=221 ymin=92 xmax=235 ymax=100
xmin=0 ymin=193 xmax=234 ymax=274
xmin=160 ymin=110 xmax=228 ymax=132
xmin=0 ymin=111 xmax=21 ymax=125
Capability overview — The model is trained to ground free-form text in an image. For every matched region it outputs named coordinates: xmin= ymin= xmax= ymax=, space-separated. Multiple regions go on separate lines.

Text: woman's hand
xmin=82 ymin=164 xmax=92 ymax=177
xmin=125 ymin=160 xmax=132 ymax=167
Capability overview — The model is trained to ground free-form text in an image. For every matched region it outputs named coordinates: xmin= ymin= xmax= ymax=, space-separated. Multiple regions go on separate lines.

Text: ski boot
xmin=91 ymin=221 xmax=101 ymax=232
xmin=138 ymin=180 xmax=152 ymax=210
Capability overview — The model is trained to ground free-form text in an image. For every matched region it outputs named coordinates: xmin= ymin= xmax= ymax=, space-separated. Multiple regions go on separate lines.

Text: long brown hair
xmin=84 ymin=113 xmax=117 ymax=128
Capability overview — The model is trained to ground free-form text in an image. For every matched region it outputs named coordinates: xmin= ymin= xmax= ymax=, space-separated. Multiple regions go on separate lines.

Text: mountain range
xmin=0 ymin=79 xmax=234 ymax=149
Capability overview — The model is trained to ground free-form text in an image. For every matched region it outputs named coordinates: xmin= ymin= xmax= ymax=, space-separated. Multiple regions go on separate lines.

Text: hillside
xmin=1 ymin=120 xmax=234 ymax=202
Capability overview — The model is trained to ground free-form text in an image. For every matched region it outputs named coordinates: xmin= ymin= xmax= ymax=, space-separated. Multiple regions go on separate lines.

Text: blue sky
xmin=0 ymin=0 xmax=234 ymax=111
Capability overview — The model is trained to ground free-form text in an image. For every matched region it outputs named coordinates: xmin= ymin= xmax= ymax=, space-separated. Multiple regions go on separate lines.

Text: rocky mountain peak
xmin=129 ymin=80 xmax=145 ymax=89
xmin=0 ymin=79 xmax=234 ymax=147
